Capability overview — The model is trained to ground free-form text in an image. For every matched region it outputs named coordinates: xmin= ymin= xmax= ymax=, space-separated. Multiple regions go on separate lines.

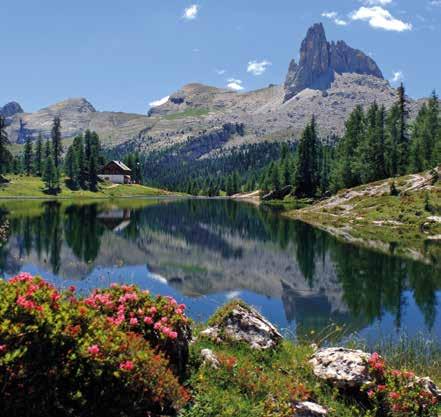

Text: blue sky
xmin=1 ymin=0 xmax=440 ymax=114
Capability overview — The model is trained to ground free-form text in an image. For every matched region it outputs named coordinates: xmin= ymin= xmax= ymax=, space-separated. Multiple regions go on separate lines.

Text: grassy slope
xmin=0 ymin=175 xmax=172 ymax=199
xmin=181 ymin=301 xmax=441 ymax=417
xmin=286 ymin=168 xmax=441 ymax=260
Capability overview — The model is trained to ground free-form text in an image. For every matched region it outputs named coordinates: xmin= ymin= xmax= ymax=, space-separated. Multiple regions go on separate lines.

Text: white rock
xmin=294 ymin=401 xmax=328 ymax=417
xmin=200 ymin=348 xmax=220 ymax=369
xmin=309 ymin=347 xmax=372 ymax=389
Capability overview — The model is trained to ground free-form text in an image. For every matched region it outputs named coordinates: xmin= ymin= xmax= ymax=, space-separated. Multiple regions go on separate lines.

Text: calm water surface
xmin=0 ymin=198 xmax=440 ymax=345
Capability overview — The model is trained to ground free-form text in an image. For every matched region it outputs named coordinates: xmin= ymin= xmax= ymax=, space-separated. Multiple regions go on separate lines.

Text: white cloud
xmin=227 ymin=78 xmax=244 ymax=91
xmin=351 ymin=6 xmax=412 ymax=31
xmin=149 ymin=96 xmax=170 ymax=107
xmin=391 ymin=71 xmax=404 ymax=83
xmin=247 ymin=60 xmax=272 ymax=76
xmin=363 ymin=0 xmax=392 ymax=5
xmin=183 ymin=4 xmax=198 ymax=20
xmin=430 ymin=0 xmax=441 ymax=5
xmin=215 ymin=69 xmax=226 ymax=75
xmin=321 ymin=11 xmax=348 ymax=26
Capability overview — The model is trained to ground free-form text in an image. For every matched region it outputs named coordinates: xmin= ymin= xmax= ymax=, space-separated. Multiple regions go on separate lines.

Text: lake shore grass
xmin=0 ymin=174 xmax=175 ymax=200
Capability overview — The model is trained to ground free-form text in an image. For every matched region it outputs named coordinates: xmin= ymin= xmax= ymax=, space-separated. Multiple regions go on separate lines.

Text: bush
xmin=0 ymin=274 xmax=190 ymax=417
xmin=84 ymin=284 xmax=192 ymax=377
xmin=366 ymin=352 xmax=439 ymax=417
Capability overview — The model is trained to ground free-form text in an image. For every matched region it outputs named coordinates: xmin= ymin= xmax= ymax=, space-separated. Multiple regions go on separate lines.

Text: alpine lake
xmin=0 ymin=198 xmax=440 ymax=346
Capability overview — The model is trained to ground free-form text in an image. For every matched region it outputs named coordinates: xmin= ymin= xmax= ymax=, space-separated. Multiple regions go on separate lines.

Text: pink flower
xmin=130 ymin=317 xmax=138 ymax=326
xmin=161 ymin=317 xmax=168 ymax=323
xmin=161 ymin=326 xmax=170 ymax=336
xmin=144 ymin=316 xmax=153 ymax=325
xmin=68 ymin=285 xmax=76 ymax=293
xmin=88 ymin=345 xmax=100 ymax=356
xmin=391 ymin=370 xmax=401 ymax=377
xmin=168 ymin=331 xmax=178 ymax=340
xmin=154 ymin=322 xmax=162 ymax=330
xmin=149 ymin=306 xmax=157 ymax=315
xmin=178 ymin=303 xmax=186 ymax=310
xmin=137 ymin=308 xmax=144 ymax=316
xmin=50 ymin=291 xmax=61 ymax=303
xmin=377 ymin=384 xmax=386 ymax=392
xmin=367 ymin=390 xmax=375 ymax=399
xmin=119 ymin=360 xmax=134 ymax=371
xmin=389 ymin=392 xmax=400 ymax=400
xmin=0 ymin=345 xmax=6 ymax=353
xmin=175 ymin=308 xmax=184 ymax=315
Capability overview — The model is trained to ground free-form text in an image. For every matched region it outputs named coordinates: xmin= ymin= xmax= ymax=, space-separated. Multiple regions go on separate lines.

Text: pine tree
xmin=23 ymin=136 xmax=33 ymax=176
xmin=34 ymin=134 xmax=43 ymax=176
xmin=51 ymin=117 xmax=63 ymax=168
xmin=330 ymin=106 xmax=365 ymax=190
xmin=72 ymin=135 xmax=86 ymax=188
xmin=64 ymin=145 xmax=79 ymax=189
xmin=396 ymin=83 xmax=410 ymax=175
xmin=43 ymin=155 xmax=60 ymax=194
xmin=294 ymin=117 xmax=320 ymax=197
xmin=427 ymin=91 xmax=440 ymax=167
xmin=0 ymin=116 xmax=12 ymax=174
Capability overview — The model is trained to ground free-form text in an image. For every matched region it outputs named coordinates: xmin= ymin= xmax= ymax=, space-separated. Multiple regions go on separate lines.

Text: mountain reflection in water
xmin=0 ymin=199 xmax=440 ymax=343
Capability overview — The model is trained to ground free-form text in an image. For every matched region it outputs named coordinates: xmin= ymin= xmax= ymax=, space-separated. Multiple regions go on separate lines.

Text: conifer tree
xmin=51 ymin=117 xmax=63 ymax=168
xmin=34 ymin=134 xmax=43 ymax=176
xmin=0 ymin=116 xmax=12 ymax=174
xmin=23 ymin=136 xmax=33 ymax=176
xmin=64 ymin=146 xmax=79 ymax=189
xmin=43 ymin=155 xmax=60 ymax=194
xmin=294 ymin=117 xmax=320 ymax=197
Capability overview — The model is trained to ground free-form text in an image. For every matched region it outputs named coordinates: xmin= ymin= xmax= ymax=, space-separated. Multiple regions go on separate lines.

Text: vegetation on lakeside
xmin=0 ymin=174 xmax=169 ymax=198
xmin=1 ymin=276 xmax=440 ymax=417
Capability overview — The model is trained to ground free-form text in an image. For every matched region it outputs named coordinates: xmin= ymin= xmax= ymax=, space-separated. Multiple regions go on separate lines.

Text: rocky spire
xmin=283 ymin=23 xmax=383 ymax=102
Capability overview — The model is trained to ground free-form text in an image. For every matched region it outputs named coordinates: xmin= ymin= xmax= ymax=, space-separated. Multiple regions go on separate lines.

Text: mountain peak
xmin=0 ymin=101 xmax=24 ymax=118
xmin=283 ymin=23 xmax=383 ymax=102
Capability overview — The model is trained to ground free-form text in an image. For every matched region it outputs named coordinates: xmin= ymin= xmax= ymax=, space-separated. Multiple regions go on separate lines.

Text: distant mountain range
xmin=2 ymin=23 xmax=424 ymax=159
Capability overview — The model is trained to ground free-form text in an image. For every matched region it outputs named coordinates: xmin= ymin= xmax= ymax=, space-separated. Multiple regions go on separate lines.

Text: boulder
xmin=262 ymin=185 xmax=293 ymax=201
xmin=309 ymin=347 xmax=372 ymax=389
xmin=200 ymin=348 xmax=220 ymax=369
xmin=294 ymin=401 xmax=328 ymax=417
xmin=201 ymin=302 xmax=282 ymax=350
xmin=414 ymin=377 xmax=441 ymax=401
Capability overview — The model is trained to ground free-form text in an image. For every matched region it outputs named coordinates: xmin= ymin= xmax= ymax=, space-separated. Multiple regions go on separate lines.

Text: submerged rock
xmin=309 ymin=347 xmax=372 ymax=389
xmin=294 ymin=401 xmax=328 ymax=417
xmin=200 ymin=301 xmax=282 ymax=349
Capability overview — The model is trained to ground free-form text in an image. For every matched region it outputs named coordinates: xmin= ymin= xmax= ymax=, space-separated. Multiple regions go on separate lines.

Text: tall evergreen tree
xmin=43 ymin=155 xmax=60 ymax=194
xmin=0 ymin=116 xmax=12 ymax=174
xmin=23 ymin=136 xmax=33 ymax=176
xmin=51 ymin=117 xmax=63 ymax=168
xmin=294 ymin=117 xmax=320 ymax=197
xmin=34 ymin=134 xmax=44 ymax=176
xmin=64 ymin=146 xmax=80 ymax=189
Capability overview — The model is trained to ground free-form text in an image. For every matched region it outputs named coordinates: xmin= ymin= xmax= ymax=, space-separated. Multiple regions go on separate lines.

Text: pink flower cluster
xmin=87 ymin=284 xmax=187 ymax=342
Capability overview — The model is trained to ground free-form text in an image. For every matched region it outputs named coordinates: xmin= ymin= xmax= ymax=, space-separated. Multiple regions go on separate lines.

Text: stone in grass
xmin=200 ymin=300 xmax=282 ymax=350
xmin=294 ymin=401 xmax=328 ymax=417
xmin=309 ymin=347 xmax=373 ymax=389
xmin=200 ymin=348 xmax=220 ymax=369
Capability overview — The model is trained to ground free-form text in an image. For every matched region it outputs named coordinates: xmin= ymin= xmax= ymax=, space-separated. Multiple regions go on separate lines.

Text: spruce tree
xmin=64 ymin=146 xmax=79 ymax=189
xmin=51 ymin=117 xmax=63 ymax=168
xmin=34 ymin=134 xmax=43 ymax=176
xmin=23 ymin=136 xmax=33 ymax=176
xmin=294 ymin=117 xmax=320 ymax=197
xmin=0 ymin=116 xmax=12 ymax=174
xmin=43 ymin=155 xmax=60 ymax=194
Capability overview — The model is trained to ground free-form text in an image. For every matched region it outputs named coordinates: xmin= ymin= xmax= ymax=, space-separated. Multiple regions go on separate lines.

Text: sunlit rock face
xmin=283 ymin=23 xmax=383 ymax=103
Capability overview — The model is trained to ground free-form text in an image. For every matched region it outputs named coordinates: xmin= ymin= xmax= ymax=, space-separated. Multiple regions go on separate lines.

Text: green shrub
xmin=0 ymin=274 xmax=190 ymax=417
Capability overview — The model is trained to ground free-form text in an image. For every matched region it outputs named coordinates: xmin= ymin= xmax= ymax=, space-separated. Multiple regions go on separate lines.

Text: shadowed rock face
xmin=284 ymin=23 xmax=383 ymax=102
xmin=0 ymin=102 xmax=23 ymax=118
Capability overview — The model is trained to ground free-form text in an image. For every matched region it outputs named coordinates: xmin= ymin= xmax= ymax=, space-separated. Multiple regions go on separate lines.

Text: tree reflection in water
xmin=0 ymin=199 xmax=440 ymax=338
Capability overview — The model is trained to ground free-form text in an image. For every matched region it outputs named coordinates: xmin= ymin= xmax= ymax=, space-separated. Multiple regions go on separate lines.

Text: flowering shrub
xmin=0 ymin=274 xmax=190 ymax=416
xmin=84 ymin=284 xmax=191 ymax=376
xmin=366 ymin=352 xmax=440 ymax=417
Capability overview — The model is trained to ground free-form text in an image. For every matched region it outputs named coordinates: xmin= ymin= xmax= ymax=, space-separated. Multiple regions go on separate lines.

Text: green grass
xmin=0 ymin=175 xmax=172 ymax=199
xmin=164 ymin=108 xmax=210 ymax=120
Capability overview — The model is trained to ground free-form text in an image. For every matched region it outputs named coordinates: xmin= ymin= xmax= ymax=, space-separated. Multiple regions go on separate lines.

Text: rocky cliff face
xmin=0 ymin=102 xmax=23 ymax=118
xmin=283 ymin=23 xmax=383 ymax=102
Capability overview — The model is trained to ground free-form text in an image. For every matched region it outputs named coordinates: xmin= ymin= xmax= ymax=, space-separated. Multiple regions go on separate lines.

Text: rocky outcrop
xmin=309 ymin=347 xmax=372 ymax=389
xmin=0 ymin=102 xmax=23 ymax=118
xmin=294 ymin=401 xmax=328 ymax=417
xmin=284 ymin=23 xmax=383 ymax=102
xmin=200 ymin=302 xmax=282 ymax=349
xmin=262 ymin=185 xmax=293 ymax=201
xmin=200 ymin=348 xmax=220 ymax=369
